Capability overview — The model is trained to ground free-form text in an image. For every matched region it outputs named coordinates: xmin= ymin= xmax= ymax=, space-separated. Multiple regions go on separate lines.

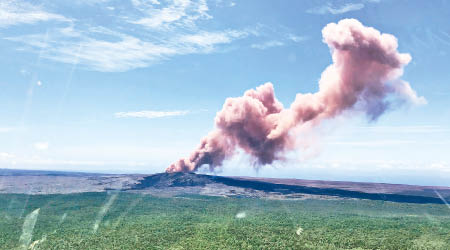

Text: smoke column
xmin=166 ymin=19 xmax=425 ymax=173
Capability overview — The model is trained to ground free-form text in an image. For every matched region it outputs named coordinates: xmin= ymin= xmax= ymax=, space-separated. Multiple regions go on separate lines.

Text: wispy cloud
xmin=180 ymin=30 xmax=247 ymax=47
xmin=288 ymin=34 xmax=307 ymax=43
xmin=4 ymin=1 xmax=306 ymax=71
xmin=251 ymin=40 xmax=284 ymax=50
xmin=6 ymin=1 xmax=253 ymax=72
xmin=0 ymin=0 xmax=70 ymax=27
xmin=115 ymin=110 xmax=190 ymax=119
xmin=177 ymin=30 xmax=250 ymax=54
xmin=250 ymin=33 xmax=307 ymax=50
xmin=8 ymin=26 xmax=250 ymax=72
xmin=131 ymin=0 xmax=211 ymax=29
xmin=8 ymin=32 xmax=176 ymax=72
xmin=307 ymin=2 xmax=365 ymax=15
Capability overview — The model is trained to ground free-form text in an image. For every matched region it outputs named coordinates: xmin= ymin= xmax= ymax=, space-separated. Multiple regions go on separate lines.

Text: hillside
xmin=1 ymin=169 xmax=449 ymax=204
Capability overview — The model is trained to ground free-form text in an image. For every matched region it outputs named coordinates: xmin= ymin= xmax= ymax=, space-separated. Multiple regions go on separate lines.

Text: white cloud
xmin=3 ymin=1 xmax=316 ymax=72
xmin=180 ymin=30 xmax=248 ymax=48
xmin=288 ymin=34 xmax=307 ymax=43
xmin=53 ymin=35 xmax=177 ymax=72
xmin=6 ymin=0 xmax=253 ymax=72
xmin=34 ymin=142 xmax=49 ymax=151
xmin=9 ymin=27 xmax=250 ymax=72
xmin=131 ymin=0 xmax=211 ymax=29
xmin=0 ymin=0 xmax=70 ymax=27
xmin=307 ymin=3 xmax=365 ymax=15
xmin=250 ymin=33 xmax=307 ymax=51
xmin=115 ymin=110 xmax=189 ymax=119
xmin=251 ymin=40 xmax=284 ymax=50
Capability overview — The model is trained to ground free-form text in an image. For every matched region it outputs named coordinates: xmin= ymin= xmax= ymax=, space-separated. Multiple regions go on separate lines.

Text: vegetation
xmin=1 ymin=192 xmax=449 ymax=249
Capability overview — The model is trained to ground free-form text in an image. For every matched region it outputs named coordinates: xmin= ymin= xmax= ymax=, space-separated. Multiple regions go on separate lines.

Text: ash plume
xmin=166 ymin=19 xmax=425 ymax=173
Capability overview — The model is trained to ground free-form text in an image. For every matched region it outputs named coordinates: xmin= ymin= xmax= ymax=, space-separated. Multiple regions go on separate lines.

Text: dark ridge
xmin=210 ymin=175 xmax=446 ymax=204
xmin=132 ymin=173 xmax=447 ymax=205
xmin=133 ymin=172 xmax=215 ymax=189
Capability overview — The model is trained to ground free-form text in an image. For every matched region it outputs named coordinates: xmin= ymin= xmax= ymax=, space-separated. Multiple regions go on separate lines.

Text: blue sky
xmin=0 ymin=0 xmax=449 ymax=185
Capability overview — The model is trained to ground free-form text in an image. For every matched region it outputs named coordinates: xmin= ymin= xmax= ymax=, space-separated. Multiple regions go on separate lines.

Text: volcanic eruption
xmin=166 ymin=19 xmax=425 ymax=173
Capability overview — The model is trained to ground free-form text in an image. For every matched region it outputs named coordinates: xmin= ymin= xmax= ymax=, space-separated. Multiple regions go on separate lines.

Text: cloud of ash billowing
xmin=166 ymin=19 xmax=425 ymax=173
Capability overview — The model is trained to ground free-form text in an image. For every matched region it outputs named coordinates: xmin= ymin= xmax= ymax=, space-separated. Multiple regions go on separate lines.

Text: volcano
xmin=1 ymin=169 xmax=449 ymax=204
xmin=129 ymin=172 xmax=449 ymax=204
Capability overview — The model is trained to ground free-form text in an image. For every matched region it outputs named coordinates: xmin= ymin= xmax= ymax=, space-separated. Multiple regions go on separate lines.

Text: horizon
xmin=1 ymin=166 xmax=449 ymax=188
xmin=1 ymin=0 xmax=449 ymax=186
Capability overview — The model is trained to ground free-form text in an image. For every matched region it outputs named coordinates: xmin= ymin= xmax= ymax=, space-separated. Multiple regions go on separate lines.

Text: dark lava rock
xmin=130 ymin=172 xmax=448 ymax=205
xmin=132 ymin=172 xmax=216 ymax=188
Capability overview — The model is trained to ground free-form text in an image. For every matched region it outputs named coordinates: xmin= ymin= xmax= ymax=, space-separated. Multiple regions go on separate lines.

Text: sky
xmin=0 ymin=0 xmax=449 ymax=186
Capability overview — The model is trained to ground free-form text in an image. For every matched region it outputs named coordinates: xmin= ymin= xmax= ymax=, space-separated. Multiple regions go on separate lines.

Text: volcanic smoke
xmin=166 ymin=19 xmax=425 ymax=173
